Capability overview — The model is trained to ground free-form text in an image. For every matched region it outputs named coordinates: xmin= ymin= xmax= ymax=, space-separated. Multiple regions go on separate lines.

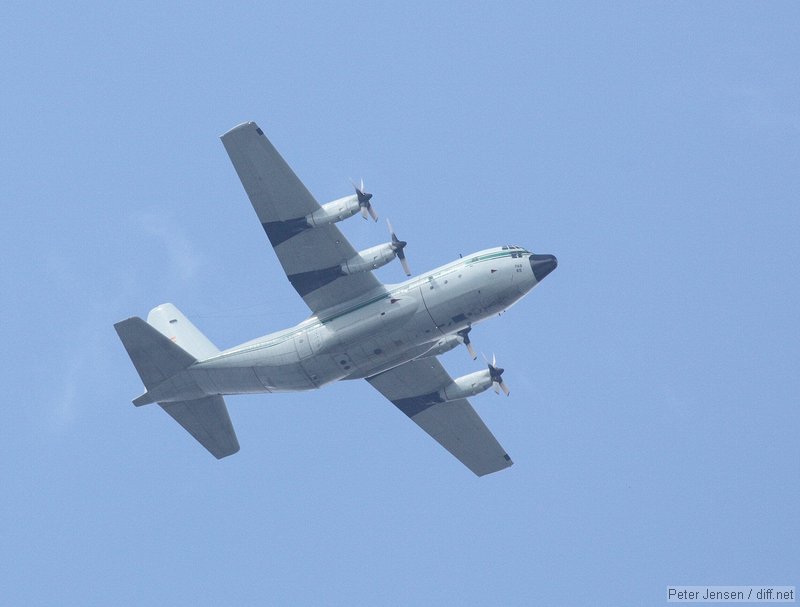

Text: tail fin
xmin=146 ymin=303 xmax=220 ymax=360
xmin=114 ymin=313 xmax=240 ymax=459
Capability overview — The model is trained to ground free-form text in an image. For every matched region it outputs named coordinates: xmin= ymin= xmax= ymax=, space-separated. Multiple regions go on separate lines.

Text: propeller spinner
xmin=485 ymin=353 xmax=510 ymax=396
xmin=387 ymin=219 xmax=411 ymax=276
xmin=352 ymin=178 xmax=378 ymax=221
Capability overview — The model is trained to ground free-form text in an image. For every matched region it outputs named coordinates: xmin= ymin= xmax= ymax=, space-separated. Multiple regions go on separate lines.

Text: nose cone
xmin=529 ymin=254 xmax=558 ymax=282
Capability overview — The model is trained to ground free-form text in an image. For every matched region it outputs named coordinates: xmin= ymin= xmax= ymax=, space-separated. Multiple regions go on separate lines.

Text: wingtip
xmin=220 ymin=121 xmax=262 ymax=140
xmin=476 ymin=455 xmax=514 ymax=476
xmin=132 ymin=392 xmax=154 ymax=407
xmin=213 ymin=443 xmax=241 ymax=459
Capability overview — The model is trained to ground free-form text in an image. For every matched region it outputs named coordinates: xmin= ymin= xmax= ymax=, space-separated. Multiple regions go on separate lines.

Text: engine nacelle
xmin=340 ymin=242 xmax=396 ymax=275
xmin=438 ymin=370 xmax=493 ymax=402
xmin=305 ymin=195 xmax=360 ymax=227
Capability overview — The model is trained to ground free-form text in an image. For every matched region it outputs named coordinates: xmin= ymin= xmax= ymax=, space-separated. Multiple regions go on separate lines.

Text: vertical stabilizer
xmin=147 ymin=303 xmax=220 ymax=360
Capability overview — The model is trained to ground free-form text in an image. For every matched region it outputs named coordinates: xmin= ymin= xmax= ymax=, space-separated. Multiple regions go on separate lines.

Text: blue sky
xmin=2 ymin=2 xmax=798 ymax=605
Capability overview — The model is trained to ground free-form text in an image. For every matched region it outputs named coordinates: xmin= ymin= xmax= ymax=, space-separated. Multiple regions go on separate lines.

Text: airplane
xmin=114 ymin=121 xmax=557 ymax=476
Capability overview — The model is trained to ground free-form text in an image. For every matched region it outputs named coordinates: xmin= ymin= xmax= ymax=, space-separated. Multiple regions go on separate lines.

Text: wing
xmin=220 ymin=122 xmax=385 ymax=312
xmin=367 ymin=358 xmax=513 ymax=476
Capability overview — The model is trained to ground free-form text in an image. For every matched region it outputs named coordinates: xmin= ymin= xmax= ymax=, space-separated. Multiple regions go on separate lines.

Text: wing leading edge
xmin=220 ymin=122 xmax=385 ymax=313
xmin=367 ymin=358 xmax=513 ymax=476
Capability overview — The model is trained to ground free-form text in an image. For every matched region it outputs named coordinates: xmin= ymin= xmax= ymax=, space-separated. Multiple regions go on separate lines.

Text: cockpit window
xmin=503 ymin=245 xmax=531 ymax=255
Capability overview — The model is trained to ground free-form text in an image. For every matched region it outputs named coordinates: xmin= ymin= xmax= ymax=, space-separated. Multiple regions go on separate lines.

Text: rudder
xmin=146 ymin=303 xmax=220 ymax=360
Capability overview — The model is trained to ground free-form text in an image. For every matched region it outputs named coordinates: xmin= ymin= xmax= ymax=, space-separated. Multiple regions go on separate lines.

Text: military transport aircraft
xmin=115 ymin=121 xmax=557 ymax=476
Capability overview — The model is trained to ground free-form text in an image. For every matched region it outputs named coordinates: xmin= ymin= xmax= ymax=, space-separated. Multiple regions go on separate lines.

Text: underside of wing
xmin=367 ymin=358 xmax=513 ymax=476
xmin=220 ymin=122 xmax=384 ymax=312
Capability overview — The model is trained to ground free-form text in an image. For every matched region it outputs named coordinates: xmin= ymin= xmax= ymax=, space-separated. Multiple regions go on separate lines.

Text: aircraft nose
xmin=529 ymin=254 xmax=558 ymax=282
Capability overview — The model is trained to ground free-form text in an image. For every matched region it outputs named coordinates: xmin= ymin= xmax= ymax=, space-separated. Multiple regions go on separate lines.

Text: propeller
xmin=387 ymin=219 xmax=411 ymax=276
xmin=484 ymin=353 xmax=510 ymax=396
xmin=352 ymin=178 xmax=377 ymax=221
xmin=456 ymin=326 xmax=477 ymax=360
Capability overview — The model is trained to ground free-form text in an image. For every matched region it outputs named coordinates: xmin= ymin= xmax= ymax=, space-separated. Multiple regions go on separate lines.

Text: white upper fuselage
xmin=158 ymin=245 xmax=542 ymax=400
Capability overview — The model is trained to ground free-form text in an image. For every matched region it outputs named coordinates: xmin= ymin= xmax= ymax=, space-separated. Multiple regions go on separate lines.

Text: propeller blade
xmin=465 ymin=341 xmax=477 ymax=359
xmin=352 ymin=178 xmax=374 ymax=220
xmin=456 ymin=327 xmax=477 ymax=360
xmin=386 ymin=219 xmax=411 ymax=276
xmin=399 ymin=255 xmax=411 ymax=276
xmin=485 ymin=353 xmax=510 ymax=397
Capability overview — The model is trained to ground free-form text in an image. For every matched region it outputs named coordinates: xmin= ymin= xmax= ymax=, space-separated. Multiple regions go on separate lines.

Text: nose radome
xmin=529 ymin=254 xmax=558 ymax=282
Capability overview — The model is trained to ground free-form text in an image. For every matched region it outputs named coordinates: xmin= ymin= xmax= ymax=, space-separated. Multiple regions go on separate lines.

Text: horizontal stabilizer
xmin=160 ymin=395 xmax=240 ymax=459
xmin=114 ymin=317 xmax=196 ymax=390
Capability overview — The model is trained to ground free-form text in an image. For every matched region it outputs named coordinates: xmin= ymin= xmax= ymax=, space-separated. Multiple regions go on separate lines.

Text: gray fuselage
xmin=154 ymin=246 xmax=552 ymax=401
